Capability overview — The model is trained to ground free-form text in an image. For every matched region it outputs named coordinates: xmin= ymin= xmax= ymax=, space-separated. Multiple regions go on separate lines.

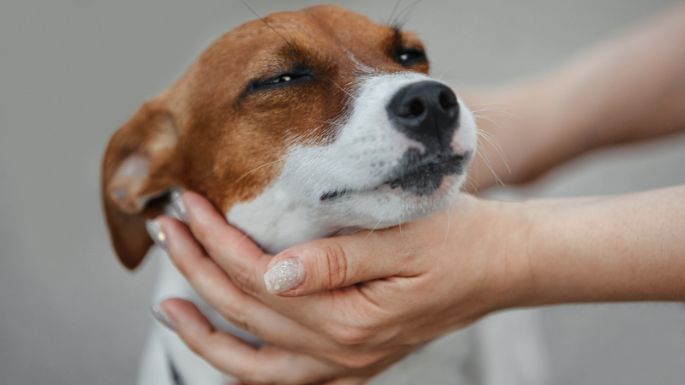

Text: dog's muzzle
xmin=384 ymin=81 xmax=465 ymax=194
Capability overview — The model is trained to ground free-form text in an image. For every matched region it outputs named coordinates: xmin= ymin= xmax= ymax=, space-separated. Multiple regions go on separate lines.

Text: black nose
xmin=386 ymin=81 xmax=459 ymax=151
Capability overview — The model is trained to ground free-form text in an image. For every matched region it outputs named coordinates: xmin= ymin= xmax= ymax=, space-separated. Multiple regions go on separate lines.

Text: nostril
xmin=439 ymin=90 xmax=457 ymax=111
xmin=407 ymin=98 xmax=425 ymax=117
xmin=397 ymin=97 xmax=426 ymax=118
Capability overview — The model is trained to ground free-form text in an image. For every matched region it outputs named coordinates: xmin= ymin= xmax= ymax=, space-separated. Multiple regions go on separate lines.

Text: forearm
xmin=519 ymin=185 xmax=685 ymax=306
xmin=466 ymin=4 xmax=685 ymax=191
xmin=556 ymin=4 xmax=685 ymax=147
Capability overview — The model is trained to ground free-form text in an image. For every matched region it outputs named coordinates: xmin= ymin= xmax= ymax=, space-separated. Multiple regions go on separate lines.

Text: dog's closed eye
xmin=248 ymin=68 xmax=314 ymax=93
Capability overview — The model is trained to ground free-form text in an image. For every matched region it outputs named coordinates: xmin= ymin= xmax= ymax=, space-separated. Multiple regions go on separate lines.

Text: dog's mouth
xmin=320 ymin=149 xmax=472 ymax=202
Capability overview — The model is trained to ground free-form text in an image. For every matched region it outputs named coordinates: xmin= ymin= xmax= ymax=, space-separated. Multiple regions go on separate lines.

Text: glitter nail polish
xmin=263 ymin=258 xmax=305 ymax=294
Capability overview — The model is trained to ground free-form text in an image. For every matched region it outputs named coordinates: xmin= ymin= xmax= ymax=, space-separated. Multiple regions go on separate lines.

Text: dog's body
xmin=102 ymin=6 xmax=546 ymax=385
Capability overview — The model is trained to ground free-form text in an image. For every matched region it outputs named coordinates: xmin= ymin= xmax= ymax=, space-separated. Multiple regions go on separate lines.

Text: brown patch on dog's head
xmin=102 ymin=5 xmax=431 ymax=269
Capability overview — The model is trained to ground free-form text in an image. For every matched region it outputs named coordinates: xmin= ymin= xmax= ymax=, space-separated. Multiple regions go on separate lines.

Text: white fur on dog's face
xmin=228 ymin=72 xmax=477 ymax=253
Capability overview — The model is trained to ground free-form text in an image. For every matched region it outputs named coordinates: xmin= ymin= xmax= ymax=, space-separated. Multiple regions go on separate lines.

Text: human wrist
xmin=481 ymin=197 xmax=595 ymax=310
xmin=515 ymin=196 xmax=615 ymax=307
xmin=463 ymin=198 xmax=541 ymax=313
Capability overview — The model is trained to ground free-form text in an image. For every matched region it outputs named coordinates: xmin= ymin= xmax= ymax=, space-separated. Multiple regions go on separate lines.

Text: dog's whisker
xmin=472 ymin=114 xmax=502 ymax=128
xmin=475 ymin=148 xmax=505 ymax=187
xmin=392 ymin=0 xmax=423 ymax=29
xmin=442 ymin=197 xmax=452 ymax=246
xmin=233 ymin=157 xmax=288 ymax=185
xmin=312 ymin=117 xmax=341 ymax=125
xmin=365 ymin=217 xmax=385 ymax=240
xmin=477 ymin=130 xmax=512 ymax=176
xmin=470 ymin=105 xmax=522 ymax=121
xmin=329 ymin=78 xmax=356 ymax=100
xmin=239 ymin=0 xmax=301 ymax=58
xmin=387 ymin=0 xmax=405 ymax=26
xmin=463 ymin=174 xmax=480 ymax=195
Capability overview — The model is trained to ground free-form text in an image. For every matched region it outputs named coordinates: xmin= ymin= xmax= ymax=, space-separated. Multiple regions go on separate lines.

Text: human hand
xmin=151 ymin=191 xmax=533 ymax=384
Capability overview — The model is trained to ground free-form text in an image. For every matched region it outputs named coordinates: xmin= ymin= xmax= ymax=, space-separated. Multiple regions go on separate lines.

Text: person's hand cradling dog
xmin=154 ymin=191 xmax=529 ymax=385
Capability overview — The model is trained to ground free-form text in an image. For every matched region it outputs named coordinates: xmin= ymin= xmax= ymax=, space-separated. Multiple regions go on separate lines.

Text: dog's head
xmin=102 ymin=5 xmax=477 ymax=269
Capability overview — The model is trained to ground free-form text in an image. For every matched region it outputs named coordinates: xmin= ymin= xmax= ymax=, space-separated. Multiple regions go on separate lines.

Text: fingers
xmin=164 ymin=192 xmax=412 ymax=352
xmin=157 ymin=215 xmax=259 ymax=318
xmin=157 ymin=216 xmax=335 ymax=354
xmin=181 ymin=191 xmax=271 ymax=296
xmin=158 ymin=216 xmax=401 ymax=366
xmin=264 ymin=230 xmax=412 ymax=297
xmin=160 ymin=299 xmax=341 ymax=385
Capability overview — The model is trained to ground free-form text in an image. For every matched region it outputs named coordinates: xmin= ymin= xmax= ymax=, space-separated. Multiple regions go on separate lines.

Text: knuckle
xmin=196 ymin=226 xmax=229 ymax=259
xmin=317 ymin=242 xmax=349 ymax=289
xmin=234 ymin=369 xmax=258 ymax=384
xmin=231 ymin=263 xmax=259 ymax=294
xmin=192 ymin=223 xmax=214 ymax=249
xmin=397 ymin=242 xmax=419 ymax=266
xmin=218 ymin=306 xmax=249 ymax=332
xmin=183 ymin=335 xmax=207 ymax=357
xmin=230 ymin=364 xmax=269 ymax=385
xmin=202 ymin=233 xmax=225 ymax=260
xmin=241 ymin=371 xmax=273 ymax=385
xmin=182 ymin=259 xmax=213 ymax=287
xmin=334 ymin=352 xmax=384 ymax=369
xmin=329 ymin=323 xmax=372 ymax=346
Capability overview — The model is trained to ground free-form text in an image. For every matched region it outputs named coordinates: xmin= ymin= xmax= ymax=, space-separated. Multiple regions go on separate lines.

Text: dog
xmin=102 ymin=5 xmax=546 ymax=385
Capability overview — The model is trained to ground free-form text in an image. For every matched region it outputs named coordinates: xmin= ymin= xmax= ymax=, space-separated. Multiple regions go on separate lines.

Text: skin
xmin=154 ymin=4 xmax=685 ymax=385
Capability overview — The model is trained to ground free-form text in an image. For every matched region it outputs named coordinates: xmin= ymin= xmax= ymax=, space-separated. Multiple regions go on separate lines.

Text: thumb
xmin=263 ymin=229 xmax=410 ymax=296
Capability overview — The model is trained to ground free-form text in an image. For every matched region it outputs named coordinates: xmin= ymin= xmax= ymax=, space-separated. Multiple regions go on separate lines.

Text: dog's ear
xmin=102 ymin=100 xmax=181 ymax=270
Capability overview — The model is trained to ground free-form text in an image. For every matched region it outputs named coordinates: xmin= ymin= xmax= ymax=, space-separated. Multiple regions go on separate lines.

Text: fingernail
xmin=145 ymin=219 xmax=167 ymax=250
xmin=151 ymin=303 xmax=176 ymax=331
xmin=263 ymin=258 xmax=305 ymax=294
xmin=169 ymin=189 xmax=187 ymax=221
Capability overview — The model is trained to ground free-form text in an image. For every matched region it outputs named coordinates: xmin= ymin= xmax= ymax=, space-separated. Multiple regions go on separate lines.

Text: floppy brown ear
xmin=102 ymin=100 xmax=181 ymax=270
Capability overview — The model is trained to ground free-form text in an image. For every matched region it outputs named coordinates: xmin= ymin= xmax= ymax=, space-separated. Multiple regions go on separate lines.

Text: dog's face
xmin=102 ymin=5 xmax=477 ymax=268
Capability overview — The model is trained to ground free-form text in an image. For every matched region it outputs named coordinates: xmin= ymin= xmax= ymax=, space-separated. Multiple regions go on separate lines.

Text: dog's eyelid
xmin=245 ymin=67 xmax=315 ymax=94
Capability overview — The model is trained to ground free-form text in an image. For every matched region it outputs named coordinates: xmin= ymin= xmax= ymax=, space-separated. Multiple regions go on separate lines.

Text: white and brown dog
xmin=102 ymin=5 xmax=545 ymax=385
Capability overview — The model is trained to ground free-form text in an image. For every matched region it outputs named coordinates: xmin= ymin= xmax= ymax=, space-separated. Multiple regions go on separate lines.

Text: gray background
xmin=1 ymin=0 xmax=684 ymax=384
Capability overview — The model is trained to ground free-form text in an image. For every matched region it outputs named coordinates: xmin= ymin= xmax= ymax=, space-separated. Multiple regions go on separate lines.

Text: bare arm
xmin=516 ymin=185 xmax=685 ymax=306
xmin=466 ymin=4 xmax=685 ymax=190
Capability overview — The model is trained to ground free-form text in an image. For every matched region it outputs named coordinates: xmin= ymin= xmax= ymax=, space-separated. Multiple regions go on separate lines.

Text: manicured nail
xmin=169 ymin=189 xmax=187 ymax=221
xmin=263 ymin=258 xmax=305 ymax=294
xmin=145 ymin=219 xmax=167 ymax=250
xmin=151 ymin=303 xmax=176 ymax=331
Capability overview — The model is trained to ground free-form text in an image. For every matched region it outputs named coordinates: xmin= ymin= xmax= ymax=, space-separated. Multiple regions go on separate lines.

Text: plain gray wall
xmin=1 ymin=1 xmax=684 ymax=384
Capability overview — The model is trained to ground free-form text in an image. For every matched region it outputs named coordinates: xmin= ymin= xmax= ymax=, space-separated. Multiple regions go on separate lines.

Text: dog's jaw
xmin=226 ymin=72 xmax=478 ymax=253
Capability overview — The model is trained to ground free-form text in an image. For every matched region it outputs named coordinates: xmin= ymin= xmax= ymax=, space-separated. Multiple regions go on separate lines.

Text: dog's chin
xmin=377 ymin=172 xmax=462 ymax=202
xmin=325 ymin=172 xmax=465 ymax=230
xmin=320 ymin=150 xmax=471 ymax=202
